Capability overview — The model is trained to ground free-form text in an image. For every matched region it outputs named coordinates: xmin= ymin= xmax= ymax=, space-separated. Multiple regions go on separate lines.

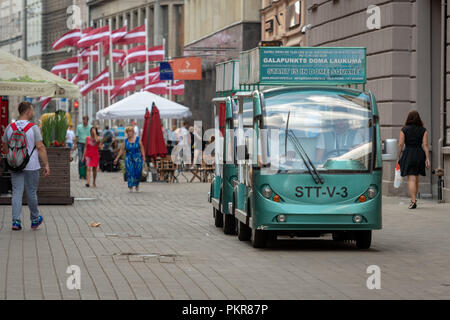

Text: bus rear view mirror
xmin=382 ymin=139 xmax=398 ymax=161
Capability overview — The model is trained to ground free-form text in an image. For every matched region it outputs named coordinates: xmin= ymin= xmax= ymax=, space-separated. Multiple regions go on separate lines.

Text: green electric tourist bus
xmin=208 ymin=47 xmax=397 ymax=248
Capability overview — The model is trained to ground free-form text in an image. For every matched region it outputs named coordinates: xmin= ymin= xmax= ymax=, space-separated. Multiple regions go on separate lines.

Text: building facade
xmin=261 ymin=0 xmax=307 ymax=46
xmin=183 ymin=0 xmax=261 ymax=128
xmin=305 ymin=0 xmax=449 ymax=201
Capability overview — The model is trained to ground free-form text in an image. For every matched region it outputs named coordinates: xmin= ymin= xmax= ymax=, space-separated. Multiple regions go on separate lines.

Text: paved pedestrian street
xmin=0 ymin=167 xmax=449 ymax=300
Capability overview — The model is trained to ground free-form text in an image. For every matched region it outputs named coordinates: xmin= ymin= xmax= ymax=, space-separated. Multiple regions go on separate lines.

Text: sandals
xmin=408 ymin=201 xmax=417 ymax=209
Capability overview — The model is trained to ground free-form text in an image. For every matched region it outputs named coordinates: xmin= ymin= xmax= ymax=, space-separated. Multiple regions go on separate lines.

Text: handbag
xmin=394 ymin=163 xmax=402 ymax=188
xmin=141 ymin=161 xmax=149 ymax=178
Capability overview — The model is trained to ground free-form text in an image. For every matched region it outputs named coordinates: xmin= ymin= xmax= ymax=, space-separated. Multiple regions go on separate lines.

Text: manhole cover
xmin=112 ymin=252 xmax=179 ymax=263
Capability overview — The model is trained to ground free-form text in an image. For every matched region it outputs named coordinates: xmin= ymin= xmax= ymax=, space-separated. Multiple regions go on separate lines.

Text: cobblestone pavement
xmin=0 ymin=165 xmax=449 ymax=300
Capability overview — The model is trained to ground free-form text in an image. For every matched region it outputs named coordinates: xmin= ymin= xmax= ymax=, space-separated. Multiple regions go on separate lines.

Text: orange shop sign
xmin=171 ymin=57 xmax=202 ymax=80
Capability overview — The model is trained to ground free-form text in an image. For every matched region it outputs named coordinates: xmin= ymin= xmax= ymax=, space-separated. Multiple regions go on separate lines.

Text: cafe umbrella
xmin=142 ymin=103 xmax=168 ymax=160
xmin=0 ymin=50 xmax=80 ymax=98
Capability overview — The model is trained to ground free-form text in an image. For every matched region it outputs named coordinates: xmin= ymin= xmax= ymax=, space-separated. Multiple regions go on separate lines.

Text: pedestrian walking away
xmin=66 ymin=125 xmax=75 ymax=150
xmin=82 ymin=127 xmax=101 ymax=188
xmin=397 ymin=110 xmax=431 ymax=209
xmin=114 ymin=126 xmax=146 ymax=192
xmin=74 ymin=116 xmax=92 ymax=179
xmin=1 ymin=102 xmax=50 ymax=231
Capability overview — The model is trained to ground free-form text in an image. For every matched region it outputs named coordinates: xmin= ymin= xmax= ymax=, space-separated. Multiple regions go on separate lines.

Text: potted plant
xmin=37 ymin=110 xmax=73 ymax=204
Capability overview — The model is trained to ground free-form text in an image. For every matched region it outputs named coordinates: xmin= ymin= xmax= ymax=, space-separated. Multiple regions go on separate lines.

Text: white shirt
xmin=134 ymin=125 xmax=139 ymax=137
xmin=2 ymin=120 xmax=42 ymax=171
xmin=66 ymin=129 xmax=75 ymax=144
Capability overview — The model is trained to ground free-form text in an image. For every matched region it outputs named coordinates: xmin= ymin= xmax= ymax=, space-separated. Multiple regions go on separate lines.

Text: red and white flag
xmin=51 ymin=57 xmax=79 ymax=75
xmin=97 ymin=79 xmax=123 ymax=92
xmin=77 ymin=26 xmax=110 ymax=49
xmin=112 ymin=26 xmax=127 ymax=44
xmin=52 ymin=29 xmax=81 ymax=51
xmin=38 ymin=97 xmax=52 ymax=111
xmin=71 ymin=64 xmax=89 ymax=85
xmin=116 ymin=25 xmax=146 ymax=45
xmin=80 ymin=67 xmax=110 ymax=96
xmin=79 ymin=48 xmax=99 ymax=62
xmin=134 ymin=67 xmax=160 ymax=85
xmin=111 ymin=75 xmax=136 ymax=100
xmin=147 ymin=45 xmax=164 ymax=62
xmin=143 ymin=80 xmax=167 ymax=95
xmin=120 ymin=45 xmax=147 ymax=67
xmin=112 ymin=49 xmax=126 ymax=64
xmin=104 ymin=27 xmax=128 ymax=54
xmin=169 ymin=81 xmax=185 ymax=95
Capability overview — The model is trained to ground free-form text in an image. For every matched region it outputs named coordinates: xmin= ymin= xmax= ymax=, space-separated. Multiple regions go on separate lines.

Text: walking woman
xmin=114 ymin=126 xmax=146 ymax=192
xmin=397 ymin=111 xmax=431 ymax=209
xmin=82 ymin=127 xmax=101 ymax=188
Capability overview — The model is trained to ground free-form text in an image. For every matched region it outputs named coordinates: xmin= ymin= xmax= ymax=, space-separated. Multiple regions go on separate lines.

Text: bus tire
xmin=355 ymin=231 xmax=372 ymax=249
xmin=214 ymin=208 xmax=223 ymax=228
xmin=223 ymin=213 xmax=236 ymax=235
xmin=237 ymin=220 xmax=251 ymax=241
xmin=251 ymin=229 xmax=266 ymax=248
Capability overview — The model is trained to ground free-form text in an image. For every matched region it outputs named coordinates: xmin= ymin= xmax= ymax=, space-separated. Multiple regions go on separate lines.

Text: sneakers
xmin=31 ymin=216 xmax=43 ymax=230
xmin=12 ymin=221 xmax=22 ymax=231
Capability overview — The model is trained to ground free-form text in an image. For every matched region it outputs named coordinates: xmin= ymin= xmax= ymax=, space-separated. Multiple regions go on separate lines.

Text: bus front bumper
xmin=253 ymin=198 xmax=382 ymax=231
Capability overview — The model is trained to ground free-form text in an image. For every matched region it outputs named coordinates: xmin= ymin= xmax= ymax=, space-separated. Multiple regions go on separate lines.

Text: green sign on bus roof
xmin=239 ymin=47 xmax=367 ymax=86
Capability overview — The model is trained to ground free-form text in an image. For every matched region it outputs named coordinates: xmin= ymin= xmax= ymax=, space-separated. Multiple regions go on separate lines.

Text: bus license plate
xmin=295 ymin=186 xmax=348 ymax=199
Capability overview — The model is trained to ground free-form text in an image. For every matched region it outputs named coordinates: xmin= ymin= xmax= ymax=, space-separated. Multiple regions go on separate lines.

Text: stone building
xmin=183 ymin=0 xmax=262 ymax=128
xmin=261 ymin=0 xmax=307 ymax=46
xmin=305 ymin=0 xmax=449 ymax=201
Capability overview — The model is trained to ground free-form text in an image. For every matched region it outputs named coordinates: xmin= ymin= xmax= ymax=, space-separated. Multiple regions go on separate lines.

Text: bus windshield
xmin=262 ymin=89 xmax=373 ymax=172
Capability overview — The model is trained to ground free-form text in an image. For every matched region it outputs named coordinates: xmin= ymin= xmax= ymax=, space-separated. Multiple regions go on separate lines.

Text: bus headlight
xmin=277 ymin=215 xmax=286 ymax=222
xmin=353 ymin=215 xmax=363 ymax=223
xmin=261 ymin=186 xmax=273 ymax=199
xmin=367 ymin=187 xmax=377 ymax=199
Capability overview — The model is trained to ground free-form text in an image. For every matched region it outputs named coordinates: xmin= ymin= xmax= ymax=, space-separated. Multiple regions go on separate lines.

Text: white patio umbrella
xmin=96 ymin=91 xmax=192 ymax=120
xmin=0 ymin=50 xmax=80 ymax=98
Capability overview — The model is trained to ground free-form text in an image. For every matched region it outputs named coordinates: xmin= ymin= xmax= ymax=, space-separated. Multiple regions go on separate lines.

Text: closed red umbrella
xmin=143 ymin=103 xmax=168 ymax=160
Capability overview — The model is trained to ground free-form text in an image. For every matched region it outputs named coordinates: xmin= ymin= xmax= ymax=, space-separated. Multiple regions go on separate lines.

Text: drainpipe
xmin=436 ymin=0 xmax=447 ymax=203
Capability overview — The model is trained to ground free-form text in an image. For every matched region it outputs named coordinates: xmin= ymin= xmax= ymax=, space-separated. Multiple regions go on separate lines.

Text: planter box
xmin=37 ymin=147 xmax=73 ymax=204
xmin=0 ymin=147 xmax=74 ymax=205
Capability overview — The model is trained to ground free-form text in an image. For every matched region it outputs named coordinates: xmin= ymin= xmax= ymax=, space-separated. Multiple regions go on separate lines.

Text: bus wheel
xmin=237 ymin=220 xmax=251 ymax=241
xmin=251 ymin=229 xmax=266 ymax=248
xmin=355 ymin=231 xmax=372 ymax=249
xmin=223 ymin=214 xmax=236 ymax=235
xmin=214 ymin=208 xmax=223 ymax=228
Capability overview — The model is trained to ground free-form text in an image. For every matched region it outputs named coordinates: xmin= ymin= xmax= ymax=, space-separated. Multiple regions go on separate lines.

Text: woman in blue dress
xmin=114 ymin=126 xmax=146 ymax=192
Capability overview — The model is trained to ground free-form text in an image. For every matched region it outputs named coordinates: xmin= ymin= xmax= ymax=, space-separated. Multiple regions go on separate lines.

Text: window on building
xmin=286 ymin=1 xmax=301 ymax=30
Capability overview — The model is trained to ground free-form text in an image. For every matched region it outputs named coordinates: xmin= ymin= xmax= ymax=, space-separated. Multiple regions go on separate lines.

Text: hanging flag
xmin=38 ymin=97 xmax=52 ymax=111
xmin=97 ymin=79 xmax=123 ymax=92
xmin=170 ymin=81 xmax=185 ymax=95
xmin=71 ymin=64 xmax=89 ymax=85
xmin=134 ymin=67 xmax=160 ymax=85
xmin=112 ymin=49 xmax=126 ymax=64
xmin=116 ymin=25 xmax=146 ymax=45
xmin=77 ymin=26 xmax=110 ymax=49
xmin=147 ymin=45 xmax=164 ymax=62
xmin=79 ymin=48 xmax=99 ymax=62
xmin=143 ymin=81 xmax=167 ymax=95
xmin=120 ymin=45 xmax=147 ymax=67
xmin=104 ymin=27 xmax=128 ymax=54
xmin=159 ymin=61 xmax=173 ymax=80
xmin=112 ymin=26 xmax=128 ymax=44
xmin=52 ymin=29 xmax=81 ymax=51
xmin=110 ymin=75 xmax=136 ymax=100
xmin=80 ymin=67 xmax=110 ymax=96
xmin=51 ymin=57 xmax=79 ymax=75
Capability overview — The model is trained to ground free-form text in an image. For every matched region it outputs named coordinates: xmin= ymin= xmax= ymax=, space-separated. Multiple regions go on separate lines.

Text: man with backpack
xmin=1 ymin=102 xmax=50 ymax=231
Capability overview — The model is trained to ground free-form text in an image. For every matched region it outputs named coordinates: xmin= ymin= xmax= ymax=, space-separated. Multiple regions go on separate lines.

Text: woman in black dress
xmin=397 ymin=111 xmax=430 ymax=209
